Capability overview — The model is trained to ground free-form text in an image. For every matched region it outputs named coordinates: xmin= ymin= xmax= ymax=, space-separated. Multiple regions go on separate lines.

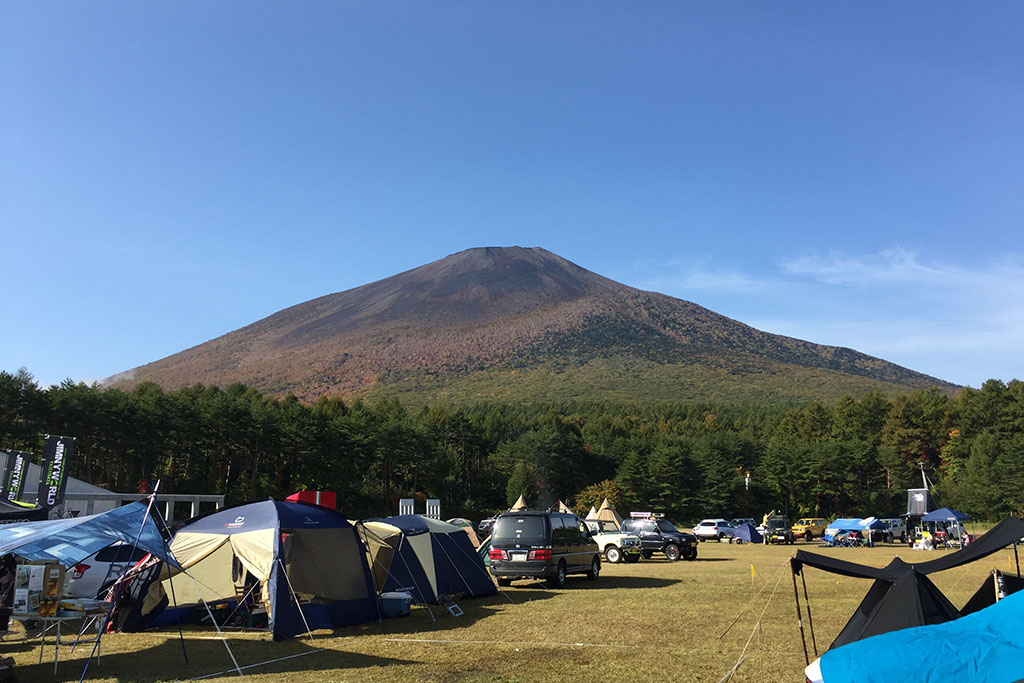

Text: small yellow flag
xmin=750 ymin=563 xmax=758 ymax=584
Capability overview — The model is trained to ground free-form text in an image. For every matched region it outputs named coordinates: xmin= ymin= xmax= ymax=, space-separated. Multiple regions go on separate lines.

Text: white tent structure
xmin=586 ymin=506 xmax=598 ymax=520
xmin=509 ymin=495 xmax=528 ymax=511
xmin=595 ymin=498 xmax=624 ymax=526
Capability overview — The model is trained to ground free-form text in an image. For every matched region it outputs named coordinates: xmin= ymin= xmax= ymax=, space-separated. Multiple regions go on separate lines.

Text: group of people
xmin=913 ymin=527 xmax=972 ymax=551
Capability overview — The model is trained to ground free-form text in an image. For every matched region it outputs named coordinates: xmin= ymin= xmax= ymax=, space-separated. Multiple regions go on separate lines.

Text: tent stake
xmin=800 ymin=567 xmax=818 ymax=656
xmin=791 ymin=565 xmax=809 ymax=665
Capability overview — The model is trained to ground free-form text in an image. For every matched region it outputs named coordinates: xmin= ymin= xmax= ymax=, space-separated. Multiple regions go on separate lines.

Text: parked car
xmin=731 ymin=517 xmax=756 ymax=529
xmin=488 ymin=511 xmax=601 ymax=588
xmin=584 ymin=519 xmax=642 ymax=563
xmin=621 ymin=516 xmax=698 ymax=561
xmin=693 ymin=518 xmax=733 ymax=542
xmin=791 ymin=518 xmax=827 ymax=541
xmin=764 ymin=515 xmax=795 ymax=544
xmin=65 ymin=543 xmax=151 ymax=598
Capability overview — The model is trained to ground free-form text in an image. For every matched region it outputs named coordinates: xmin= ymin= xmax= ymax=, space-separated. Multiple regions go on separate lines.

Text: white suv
xmin=585 ymin=520 xmax=642 ymax=563
xmin=65 ymin=543 xmax=150 ymax=598
xmin=693 ymin=518 xmax=732 ymax=542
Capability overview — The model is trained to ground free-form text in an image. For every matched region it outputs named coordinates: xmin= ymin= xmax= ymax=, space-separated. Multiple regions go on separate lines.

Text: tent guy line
xmin=384 ymin=637 xmax=637 ymax=649
xmin=191 ymin=648 xmax=330 ymax=680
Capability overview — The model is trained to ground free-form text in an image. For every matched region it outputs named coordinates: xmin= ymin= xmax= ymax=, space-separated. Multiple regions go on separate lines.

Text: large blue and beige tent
xmin=361 ymin=515 xmax=496 ymax=604
xmin=139 ymin=499 xmax=378 ymax=640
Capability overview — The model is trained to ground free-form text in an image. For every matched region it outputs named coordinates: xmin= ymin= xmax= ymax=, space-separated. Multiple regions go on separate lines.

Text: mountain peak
xmin=106 ymin=246 xmax=956 ymax=403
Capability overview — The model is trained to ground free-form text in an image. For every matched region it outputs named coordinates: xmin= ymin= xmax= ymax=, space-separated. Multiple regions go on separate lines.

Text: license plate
xmin=510 ymin=551 xmax=528 ymax=562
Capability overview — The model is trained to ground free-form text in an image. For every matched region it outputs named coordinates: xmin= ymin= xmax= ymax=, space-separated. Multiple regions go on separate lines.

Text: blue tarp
xmin=733 ymin=523 xmax=762 ymax=544
xmin=819 ymin=587 xmax=1024 ymax=683
xmin=0 ymin=500 xmax=179 ymax=569
xmin=824 ymin=518 xmax=885 ymax=543
xmin=922 ymin=507 xmax=971 ymax=522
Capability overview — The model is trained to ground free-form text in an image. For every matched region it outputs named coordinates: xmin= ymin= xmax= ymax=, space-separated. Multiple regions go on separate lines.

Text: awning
xmin=0 ymin=499 xmax=180 ymax=569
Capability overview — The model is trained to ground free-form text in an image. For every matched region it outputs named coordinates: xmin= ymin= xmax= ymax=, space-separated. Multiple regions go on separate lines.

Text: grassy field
xmin=5 ymin=539 xmax=1019 ymax=682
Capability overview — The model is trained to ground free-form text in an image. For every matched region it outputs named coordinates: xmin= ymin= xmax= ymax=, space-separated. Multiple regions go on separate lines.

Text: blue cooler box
xmin=380 ymin=591 xmax=412 ymax=617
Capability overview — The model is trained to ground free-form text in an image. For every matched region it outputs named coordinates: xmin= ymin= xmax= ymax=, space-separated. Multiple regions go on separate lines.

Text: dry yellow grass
xmin=4 ymin=540 xmax=1017 ymax=682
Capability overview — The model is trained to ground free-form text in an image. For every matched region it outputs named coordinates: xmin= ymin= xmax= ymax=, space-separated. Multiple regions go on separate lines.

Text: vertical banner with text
xmin=1 ymin=450 xmax=30 ymax=503
xmin=37 ymin=436 xmax=74 ymax=508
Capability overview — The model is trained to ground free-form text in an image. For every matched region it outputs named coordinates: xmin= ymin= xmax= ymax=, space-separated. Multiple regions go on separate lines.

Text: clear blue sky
xmin=2 ymin=2 xmax=1021 ymax=390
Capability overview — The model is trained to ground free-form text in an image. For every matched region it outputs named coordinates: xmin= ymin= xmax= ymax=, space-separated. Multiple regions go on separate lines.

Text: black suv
xmin=488 ymin=511 xmax=601 ymax=588
xmin=620 ymin=517 xmax=698 ymax=561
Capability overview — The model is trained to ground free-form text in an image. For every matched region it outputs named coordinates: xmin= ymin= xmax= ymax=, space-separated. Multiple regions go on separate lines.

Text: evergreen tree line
xmin=1 ymin=368 xmax=1022 ymax=523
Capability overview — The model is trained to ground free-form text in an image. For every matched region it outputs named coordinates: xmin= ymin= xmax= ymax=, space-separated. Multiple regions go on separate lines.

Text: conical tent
xmin=556 ymin=500 xmax=573 ymax=513
xmin=595 ymin=498 xmax=623 ymax=526
xmin=585 ymin=506 xmax=598 ymax=520
xmin=361 ymin=515 xmax=496 ymax=604
xmin=137 ymin=499 xmax=378 ymax=640
xmin=509 ymin=495 xmax=528 ymax=511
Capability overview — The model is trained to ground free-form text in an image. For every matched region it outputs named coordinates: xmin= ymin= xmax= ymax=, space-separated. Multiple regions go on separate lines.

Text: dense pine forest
xmin=1 ymin=368 xmax=1021 ymax=523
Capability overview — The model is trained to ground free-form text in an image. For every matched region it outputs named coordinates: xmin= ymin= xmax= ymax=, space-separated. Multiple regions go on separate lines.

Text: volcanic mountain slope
xmin=106 ymin=247 xmax=957 ymax=403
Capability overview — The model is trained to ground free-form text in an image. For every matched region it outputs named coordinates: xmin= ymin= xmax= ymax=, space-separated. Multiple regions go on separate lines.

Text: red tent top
xmin=285 ymin=490 xmax=338 ymax=510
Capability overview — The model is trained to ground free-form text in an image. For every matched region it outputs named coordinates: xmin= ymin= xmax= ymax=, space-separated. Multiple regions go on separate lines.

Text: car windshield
xmin=492 ymin=515 xmax=547 ymax=542
xmin=656 ymin=520 xmax=678 ymax=533
xmin=767 ymin=520 xmax=787 ymax=529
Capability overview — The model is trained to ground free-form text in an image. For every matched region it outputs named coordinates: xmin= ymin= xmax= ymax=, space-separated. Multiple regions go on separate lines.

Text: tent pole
xmin=78 ymin=485 xmax=162 ymax=683
xmin=791 ymin=565 xmax=809 ymax=665
xmin=1015 ymin=542 xmax=1020 ymax=579
xmin=800 ymin=568 xmax=818 ymax=656
xmin=153 ymin=501 xmax=189 ymax=663
xmin=276 ymin=558 xmax=316 ymax=640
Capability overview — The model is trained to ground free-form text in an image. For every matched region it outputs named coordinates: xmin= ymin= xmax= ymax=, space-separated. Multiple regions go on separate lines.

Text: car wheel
xmin=497 ymin=578 xmax=512 ymax=587
xmin=805 ymin=532 xmax=812 ymax=542
xmin=664 ymin=543 xmax=681 ymax=562
xmin=901 ymin=533 xmax=907 ymax=544
xmin=624 ymin=554 xmax=640 ymax=563
xmin=717 ymin=533 xmax=725 ymax=542
xmin=683 ymin=548 xmax=697 ymax=561
xmin=698 ymin=536 xmax=705 ymax=542
xmin=587 ymin=556 xmax=600 ymax=580
xmin=547 ymin=562 xmax=567 ymax=589
xmin=641 ymin=550 xmax=653 ymax=559
xmin=605 ymin=546 xmax=622 ymax=564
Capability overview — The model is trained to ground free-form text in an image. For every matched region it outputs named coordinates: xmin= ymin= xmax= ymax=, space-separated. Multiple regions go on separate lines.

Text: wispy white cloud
xmin=782 ymin=248 xmax=1024 ymax=297
xmin=638 ymin=249 xmax=1024 ymax=387
xmin=637 ymin=257 xmax=787 ymax=296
